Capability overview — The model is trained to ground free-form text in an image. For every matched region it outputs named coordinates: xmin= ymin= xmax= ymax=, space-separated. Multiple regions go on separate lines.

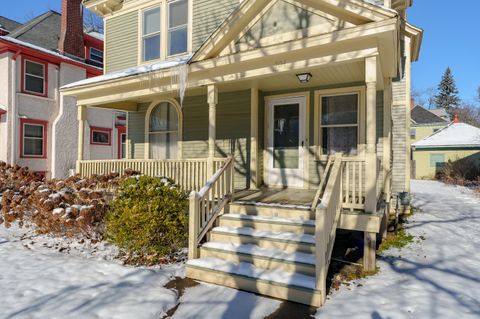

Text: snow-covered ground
xmin=1 ymin=180 xmax=479 ymax=318
xmin=316 ymin=180 xmax=480 ymax=318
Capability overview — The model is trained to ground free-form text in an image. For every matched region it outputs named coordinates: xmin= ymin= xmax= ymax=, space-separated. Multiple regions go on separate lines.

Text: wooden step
xmin=209 ymin=226 xmax=315 ymax=254
xmin=220 ymin=213 xmax=315 ymax=235
xmin=200 ymin=241 xmax=316 ymax=276
xmin=186 ymin=257 xmax=322 ymax=307
xmin=229 ymin=202 xmax=314 ymax=220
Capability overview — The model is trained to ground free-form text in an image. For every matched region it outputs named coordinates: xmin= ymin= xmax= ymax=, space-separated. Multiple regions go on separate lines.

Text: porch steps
xmin=219 ymin=213 xmax=315 ymax=234
xmin=186 ymin=258 xmax=322 ymax=307
xmin=200 ymin=241 xmax=316 ymax=276
xmin=186 ymin=201 xmax=325 ymax=306
xmin=209 ymin=226 xmax=315 ymax=254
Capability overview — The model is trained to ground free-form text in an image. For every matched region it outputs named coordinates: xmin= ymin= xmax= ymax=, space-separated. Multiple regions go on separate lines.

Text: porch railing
xmin=188 ymin=156 xmax=235 ymax=259
xmin=76 ymin=158 xmax=225 ymax=192
xmin=315 ymin=155 xmax=344 ymax=306
xmin=341 ymin=157 xmax=366 ymax=211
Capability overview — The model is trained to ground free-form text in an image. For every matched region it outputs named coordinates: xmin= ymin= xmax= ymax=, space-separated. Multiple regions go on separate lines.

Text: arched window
xmin=148 ymin=101 xmax=179 ymax=159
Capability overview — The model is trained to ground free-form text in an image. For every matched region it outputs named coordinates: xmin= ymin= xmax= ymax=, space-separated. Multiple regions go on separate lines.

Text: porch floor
xmin=234 ymin=188 xmax=317 ymax=207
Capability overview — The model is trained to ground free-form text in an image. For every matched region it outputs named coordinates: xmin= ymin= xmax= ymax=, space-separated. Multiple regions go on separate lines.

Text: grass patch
xmin=379 ymin=228 xmax=414 ymax=253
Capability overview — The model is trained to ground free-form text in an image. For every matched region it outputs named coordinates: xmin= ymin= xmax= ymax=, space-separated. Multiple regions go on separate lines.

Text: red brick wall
xmin=58 ymin=0 xmax=85 ymax=59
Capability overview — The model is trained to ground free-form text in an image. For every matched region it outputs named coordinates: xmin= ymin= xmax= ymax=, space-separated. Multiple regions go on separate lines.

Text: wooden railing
xmin=315 ymin=155 xmax=344 ymax=306
xmin=188 ymin=156 xmax=235 ymax=259
xmin=342 ymin=157 xmax=366 ymax=211
xmin=76 ymin=158 xmax=225 ymax=192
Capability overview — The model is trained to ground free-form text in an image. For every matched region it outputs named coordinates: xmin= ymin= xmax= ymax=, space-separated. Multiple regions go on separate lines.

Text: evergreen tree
xmin=434 ymin=67 xmax=461 ymax=112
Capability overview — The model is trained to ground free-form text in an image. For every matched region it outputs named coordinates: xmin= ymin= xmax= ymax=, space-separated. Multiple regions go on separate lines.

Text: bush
xmin=437 ymin=157 xmax=480 ymax=185
xmin=105 ymin=176 xmax=188 ymax=262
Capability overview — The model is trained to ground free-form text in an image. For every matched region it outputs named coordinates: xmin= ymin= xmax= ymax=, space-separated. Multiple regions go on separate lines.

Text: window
xmin=142 ymin=6 xmax=161 ymax=61
xmin=120 ymin=133 xmax=127 ymax=158
xmin=24 ymin=59 xmax=46 ymax=95
xmin=320 ymin=94 xmax=358 ymax=155
xmin=430 ymin=154 xmax=445 ymax=169
xmin=149 ymin=101 xmax=179 ymax=159
xmin=410 ymin=128 xmax=416 ymax=139
xmin=168 ymin=0 xmax=188 ymax=56
xmin=21 ymin=119 xmax=47 ymax=158
xmin=141 ymin=1 xmax=189 ymax=62
xmin=89 ymin=47 xmax=104 ymax=64
xmin=90 ymin=127 xmax=111 ymax=145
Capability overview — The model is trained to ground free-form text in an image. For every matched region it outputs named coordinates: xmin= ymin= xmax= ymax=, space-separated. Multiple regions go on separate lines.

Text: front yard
xmin=1 ymin=180 xmax=479 ymax=318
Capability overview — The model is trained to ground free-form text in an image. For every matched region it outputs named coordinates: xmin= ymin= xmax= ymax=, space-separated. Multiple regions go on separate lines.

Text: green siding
xmin=182 ymin=90 xmax=251 ymax=189
xmin=105 ymin=11 xmax=139 ymax=73
xmin=192 ymin=0 xmax=238 ymax=51
xmin=127 ymin=103 xmax=148 ymax=159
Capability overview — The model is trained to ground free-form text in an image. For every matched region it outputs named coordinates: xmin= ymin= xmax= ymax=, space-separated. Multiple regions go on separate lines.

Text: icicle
xmin=171 ymin=63 xmax=189 ymax=106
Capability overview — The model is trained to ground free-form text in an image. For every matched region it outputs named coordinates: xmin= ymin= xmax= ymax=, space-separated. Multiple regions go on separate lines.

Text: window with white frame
xmin=168 ymin=0 xmax=188 ymax=56
xmin=90 ymin=47 xmax=104 ymax=64
xmin=141 ymin=1 xmax=189 ymax=62
xmin=149 ymin=101 xmax=179 ymax=159
xmin=320 ymin=93 xmax=358 ymax=155
xmin=91 ymin=128 xmax=111 ymax=145
xmin=23 ymin=122 xmax=45 ymax=157
xmin=24 ymin=60 xmax=45 ymax=95
xmin=142 ymin=6 xmax=161 ymax=61
xmin=120 ymin=133 xmax=127 ymax=158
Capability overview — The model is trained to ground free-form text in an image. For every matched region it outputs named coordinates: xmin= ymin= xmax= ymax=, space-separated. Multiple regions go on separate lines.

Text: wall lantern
xmin=296 ymin=72 xmax=312 ymax=83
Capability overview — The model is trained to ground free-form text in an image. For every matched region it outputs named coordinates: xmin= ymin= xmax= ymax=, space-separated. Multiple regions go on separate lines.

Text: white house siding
xmin=0 ymin=51 xmax=120 ymax=178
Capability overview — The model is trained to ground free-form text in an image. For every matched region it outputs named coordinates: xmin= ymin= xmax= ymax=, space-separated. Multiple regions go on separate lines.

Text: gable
xmin=234 ymin=0 xmax=351 ymax=52
xmin=192 ymin=0 xmax=397 ymax=62
xmin=9 ymin=11 xmax=61 ymax=51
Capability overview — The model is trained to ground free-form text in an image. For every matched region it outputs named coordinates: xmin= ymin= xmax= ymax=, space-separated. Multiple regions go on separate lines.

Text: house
xmin=0 ymin=0 xmax=126 ymax=179
xmin=62 ymin=0 xmax=422 ymax=307
xmin=410 ymin=105 xmax=448 ymax=143
xmin=412 ymin=115 xmax=480 ymax=179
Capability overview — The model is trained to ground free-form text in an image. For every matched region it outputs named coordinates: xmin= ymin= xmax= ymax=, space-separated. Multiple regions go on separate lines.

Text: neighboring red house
xmin=0 ymin=0 xmax=125 ymax=178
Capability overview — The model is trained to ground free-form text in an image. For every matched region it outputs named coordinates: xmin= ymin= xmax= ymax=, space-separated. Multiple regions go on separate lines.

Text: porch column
xmin=250 ymin=86 xmax=259 ymax=188
xmin=207 ymin=85 xmax=218 ymax=178
xmin=365 ymin=56 xmax=377 ymax=214
xmin=383 ymin=78 xmax=393 ymax=201
xmin=76 ymin=105 xmax=87 ymax=173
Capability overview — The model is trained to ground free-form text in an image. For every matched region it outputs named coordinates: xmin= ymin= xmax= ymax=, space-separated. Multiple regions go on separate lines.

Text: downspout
xmin=50 ymin=66 xmax=61 ymax=177
xmin=10 ymin=50 xmax=21 ymax=164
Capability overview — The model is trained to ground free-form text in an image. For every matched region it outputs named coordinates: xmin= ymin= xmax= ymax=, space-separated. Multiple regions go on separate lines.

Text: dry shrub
xmin=0 ymin=161 xmax=140 ymax=239
xmin=437 ymin=157 xmax=480 ymax=186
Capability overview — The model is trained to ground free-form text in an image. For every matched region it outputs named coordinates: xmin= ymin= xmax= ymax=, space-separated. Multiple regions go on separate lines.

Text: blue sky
xmin=2 ymin=1 xmax=479 ymax=103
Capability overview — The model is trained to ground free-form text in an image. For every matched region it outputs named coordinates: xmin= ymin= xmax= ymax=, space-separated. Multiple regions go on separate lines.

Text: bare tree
xmin=83 ymin=8 xmax=104 ymax=34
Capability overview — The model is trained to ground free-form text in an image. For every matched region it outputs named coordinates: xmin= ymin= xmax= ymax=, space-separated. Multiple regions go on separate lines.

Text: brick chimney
xmin=453 ymin=114 xmax=460 ymax=123
xmin=58 ymin=0 xmax=85 ymax=59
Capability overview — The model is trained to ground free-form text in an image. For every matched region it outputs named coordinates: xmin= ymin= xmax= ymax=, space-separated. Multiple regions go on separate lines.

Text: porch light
xmin=296 ymin=73 xmax=312 ymax=83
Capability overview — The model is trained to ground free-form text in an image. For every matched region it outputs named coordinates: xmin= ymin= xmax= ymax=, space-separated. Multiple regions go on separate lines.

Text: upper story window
xmin=90 ymin=47 xmax=104 ymax=64
xmin=168 ymin=0 xmax=188 ymax=56
xmin=142 ymin=0 xmax=189 ymax=62
xmin=23 ymin=59 xmax=47 ymax=96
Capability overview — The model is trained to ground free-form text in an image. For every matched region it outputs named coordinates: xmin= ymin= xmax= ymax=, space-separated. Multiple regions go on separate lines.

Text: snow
xmin=413 ymin=122 xmax=480 ymax=148
xmin=171 ymin=283 xmax=281 ymax=319
xmin=0 ymin=36 xmax=102 ymax=71
xmin=86 ymin=31 xmax=104 ymax=41
xmin=61 ymin=54 xmax=193 ymax=90
xmin=315 ymin=180 xmax=480 ymax=319
xmin=223 ymin=213 xmax=315 ymax=226
xmin=203 ymin=241 xmax=315 ymax=265
xmin=212 ymin=226 xmax=316 ymax=244
xmin=187 ymin=257 xmax=316 ymax=289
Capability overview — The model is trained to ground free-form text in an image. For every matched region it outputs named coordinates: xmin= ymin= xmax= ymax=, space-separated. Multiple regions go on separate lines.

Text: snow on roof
xmin=0 ymin=35 xmax=102 ymax=71
xmin=61 ymin=54 xmax=192 ymax=90
xmin=413 ymin=122 xmax=480 ymax=149
xmin=86 ymin=31 xmax=104 ymax=41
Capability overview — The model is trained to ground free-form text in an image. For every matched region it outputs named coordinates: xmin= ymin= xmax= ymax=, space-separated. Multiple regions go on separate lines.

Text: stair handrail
xmin=314 ymin=153 xmax=344 ymax=306
xmin=188 ymin=156 xmax=235 ymax=259
xmin=310 ymin=156 xmax=334 ymax=212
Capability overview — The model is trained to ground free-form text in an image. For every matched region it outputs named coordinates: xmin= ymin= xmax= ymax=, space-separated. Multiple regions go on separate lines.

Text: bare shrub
xmin=437 ymin=157 xmax=480 ymax=186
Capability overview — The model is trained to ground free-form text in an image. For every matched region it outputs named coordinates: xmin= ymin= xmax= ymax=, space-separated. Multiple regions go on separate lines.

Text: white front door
xmin=266 ymin=96 xmax=306 ymax=187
